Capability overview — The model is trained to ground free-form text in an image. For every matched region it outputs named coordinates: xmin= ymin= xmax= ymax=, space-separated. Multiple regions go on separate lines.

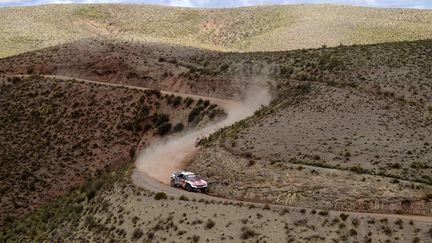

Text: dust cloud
xmin=135 ymin=87 xmax=271 ymax=183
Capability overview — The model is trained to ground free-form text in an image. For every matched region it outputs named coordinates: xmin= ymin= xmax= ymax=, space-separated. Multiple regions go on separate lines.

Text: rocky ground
xmin=189 ymin=83 xmax=432 ymax=216
xmin=2 ymin=165 xmax=431 ymax=242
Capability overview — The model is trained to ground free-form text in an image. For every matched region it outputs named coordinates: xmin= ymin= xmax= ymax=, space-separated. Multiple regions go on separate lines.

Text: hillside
xmin=1 ymin=3 xmax=432 ymax=242
xmin=3 ymin=167 xmax=432 ymax=242
xmin=0 ymin=75 xmax=224 ymax=228
xmin=1 ymin=4 xmax=432 ymax=57
xmin=1 ymin=38 xmax=431 ymax=104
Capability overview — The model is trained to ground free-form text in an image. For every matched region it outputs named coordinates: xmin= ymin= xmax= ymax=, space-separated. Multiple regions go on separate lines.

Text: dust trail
xmin=135 ymin=88 xmax=271 ymax=183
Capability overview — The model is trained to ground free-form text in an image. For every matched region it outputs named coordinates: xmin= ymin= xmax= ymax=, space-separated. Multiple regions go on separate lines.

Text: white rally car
xmin=170 ymin=171 xmax=208 ymax=193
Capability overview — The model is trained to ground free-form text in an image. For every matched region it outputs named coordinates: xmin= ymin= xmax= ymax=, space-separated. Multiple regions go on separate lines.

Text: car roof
xmin=177 ymin=171 xmax=195 ymax=176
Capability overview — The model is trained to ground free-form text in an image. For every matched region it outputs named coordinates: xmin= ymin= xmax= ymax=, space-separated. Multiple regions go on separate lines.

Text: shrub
xmin=172 ymin=96 xmax=182 ymax=106
xmin=203 ymin=100 xmax=210 ymax=107
xmin=205 ymin=219 xmax=215 ymax=229
xmin=295 ymin=83 xmax=312 ymax=94
xmin=179 ymin=195 xmax=189 ymax=201
xmin=318 ymin=210 xmax=329 ymax=216
xmin=220 ymin=63 xmax=230 ymax=71
xmin=173 ymin=123 xmax=184 ymax=133
xmin=131 ymin=228 xmax=143 ymax=240
xmin=84 ymin=215 xmax=97 ymax=229
xmin=184 ymin=97 xmax=193 ymax=107
xmin=340 ymin=213 xmax=349 ymax=221
xmin=27 ymin=67 xmax=34 ymax=74
xmin=192 ymin=235 xmax=200 ymax=243
xmin=280 ymin=66 xmax=293 ymax=76
xmin=349 ymin=165 xmax=366 ymax=174
xmin=154 ymin=192 xmax=167 ymax=200
xmin=188 ymin=108 xmax=201 ymax=123
xmin=135 ymin=104 xmax=150 ymax=121
xmin=11 ymin=76 xmax=21 ymax=83
xmin=156 ymin=123 xmax=172 ymax=136
xmin=240 ymin=227 xmax=258 ymax=239
xmin=352 ymin=218 xmax=359 ymax=227
xmin=146 ymin=89 xmax=161 ymax=98
xmin=154 ymin=113 xmax=170 ymax=126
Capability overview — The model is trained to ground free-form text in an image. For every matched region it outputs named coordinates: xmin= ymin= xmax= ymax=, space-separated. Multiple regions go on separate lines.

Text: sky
xmin=0 ymin=0 xmax=431 ymax=9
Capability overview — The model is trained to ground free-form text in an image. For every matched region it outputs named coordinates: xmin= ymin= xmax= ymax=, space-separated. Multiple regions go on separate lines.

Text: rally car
xmin=170 ymin=171 xmax=208 ymax=193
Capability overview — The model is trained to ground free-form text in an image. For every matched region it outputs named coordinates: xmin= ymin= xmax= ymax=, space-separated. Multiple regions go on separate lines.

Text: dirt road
xmin=7 ymin=74 xmax=432 ymax=223
xmin=6 ymin=74 xmax=238 ymax=108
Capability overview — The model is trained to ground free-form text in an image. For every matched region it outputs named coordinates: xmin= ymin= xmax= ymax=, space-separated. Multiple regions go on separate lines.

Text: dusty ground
xmin=188 ymin=83 xmax=432 ymax=215
xmin=72 ymin=182 xmax=432 ymax=243
xmin=0 ymin=75 xmax=222 ymax=228
xmin=4 ymin=169 xmax=430 ymax=242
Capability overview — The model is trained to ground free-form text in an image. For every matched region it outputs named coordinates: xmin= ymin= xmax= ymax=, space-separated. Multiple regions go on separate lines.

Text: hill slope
xmin=1 ymin=4 xmax=432 ymax=57
xmin=0 ymin=75 xmax=223 ymax=228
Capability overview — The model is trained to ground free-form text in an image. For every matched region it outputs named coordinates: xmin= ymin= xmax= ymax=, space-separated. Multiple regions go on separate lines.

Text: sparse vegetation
xmin=154 ymin=192 xmax=168 ymax=200
xmin=204 ymin=219 xmax=215 ymax=229
xmin=1 ymin=4 xmax=432 ymax=243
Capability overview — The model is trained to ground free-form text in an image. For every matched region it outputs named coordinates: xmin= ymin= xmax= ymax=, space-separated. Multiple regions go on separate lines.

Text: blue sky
xmin=1 ymin=0 xmax=431 ymax=9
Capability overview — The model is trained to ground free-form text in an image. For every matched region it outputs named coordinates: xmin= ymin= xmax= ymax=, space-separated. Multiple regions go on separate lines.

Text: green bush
xmin=154 ymin=192 xmax=167 ymax=200
xmin=156 ymin=123 xmax=172 ymax=136
xmin=205 ymin=219 xmax=215 ymax=229
xmin=203 ymin=100 xmax=210 ymax=107
xmin=173 ymin=123 xmax=184 ymax=133
xmin=154 ymin=113 xmax=170 ymax=126
xmin=188 ymin=108 xmax=201 ymax=123
xmin=184 ymin=97 xmax=194 ymax=107
xmin=340 ymin=213 xmax=349 ymax=221
xmin=172 ymin=96 xmax=182 ymax=106
xmin=240 ymin=227 xmax=258 ymax=239
xmin=131 ymin=228 xmax=143 ymax=240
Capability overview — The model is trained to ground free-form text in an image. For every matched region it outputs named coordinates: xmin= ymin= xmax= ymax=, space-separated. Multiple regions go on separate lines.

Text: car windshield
xmin=186 ymin=175 xmax=200 ymax=182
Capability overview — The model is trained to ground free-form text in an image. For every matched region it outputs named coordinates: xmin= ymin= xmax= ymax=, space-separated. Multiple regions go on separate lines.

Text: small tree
xmin=156 ymin=123 xmax=172 ymax=136
xmin=173 ymin=123 xmax=184 ymax=133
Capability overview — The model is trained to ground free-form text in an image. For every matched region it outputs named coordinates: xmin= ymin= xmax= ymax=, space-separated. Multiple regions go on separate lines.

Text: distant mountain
xmin=1 ymin=4 xmax=432 ymax=57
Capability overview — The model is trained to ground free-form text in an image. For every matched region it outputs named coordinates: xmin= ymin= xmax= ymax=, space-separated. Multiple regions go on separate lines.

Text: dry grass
xmin=1 ymin=4 xmax=432 ymax=57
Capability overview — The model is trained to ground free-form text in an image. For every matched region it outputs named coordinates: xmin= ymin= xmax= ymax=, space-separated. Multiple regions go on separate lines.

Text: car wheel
xmin=200 ymin=188 xmax=208 ymax=194
xmin=186 ymin=184 xmax=192 ymax=192
xmin=170 ymin=179 xmax=176 ymax=187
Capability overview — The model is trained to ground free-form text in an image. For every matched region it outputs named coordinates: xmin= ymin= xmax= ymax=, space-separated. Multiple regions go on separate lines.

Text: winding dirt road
xmin=7 ymin=74 xmax=432 ymax=223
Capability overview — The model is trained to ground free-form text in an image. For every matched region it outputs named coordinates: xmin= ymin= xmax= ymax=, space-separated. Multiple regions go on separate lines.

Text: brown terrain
xmin=0 ymin=3 xmax=432 ymax=243
xmin=47 ymin=174 xmax=432 ymax=242
xmin=0 ymin=74 xmax=224 ymax=228
xmin=190 ymin=83 xmax=432 ymax=215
